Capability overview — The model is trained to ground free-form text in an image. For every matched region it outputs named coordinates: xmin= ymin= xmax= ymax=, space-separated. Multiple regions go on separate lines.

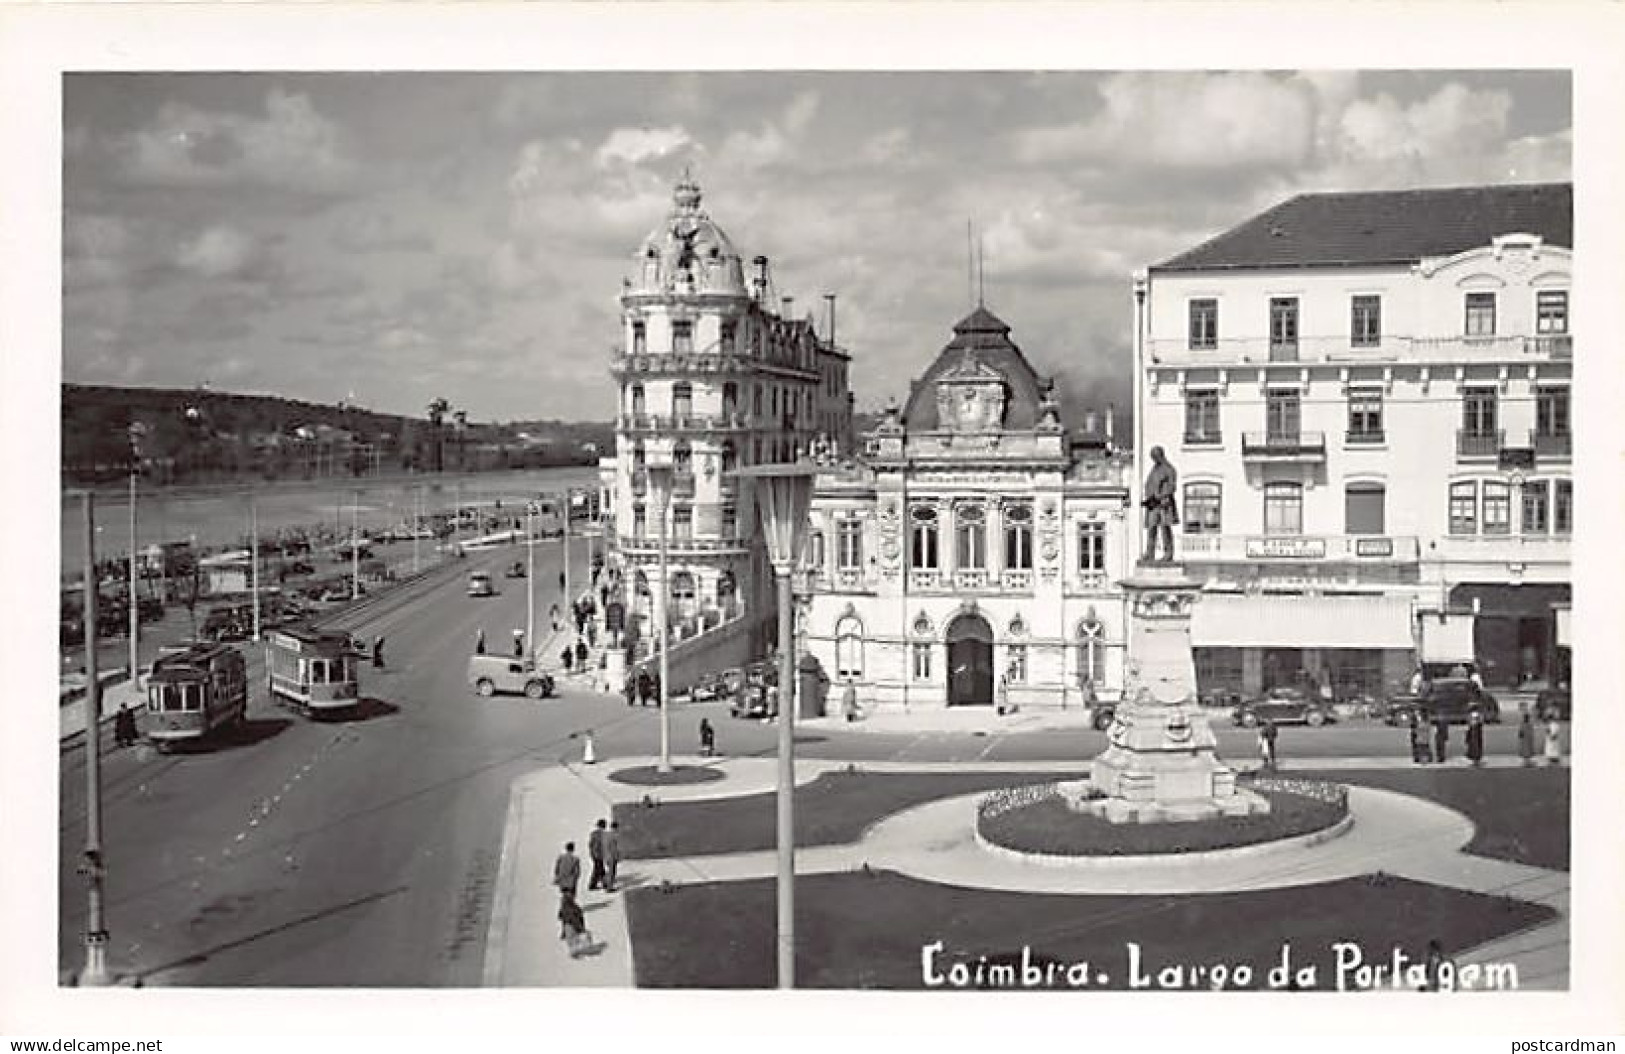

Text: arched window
xmin=632 ymin=502 xmax=646 ymax=539
xmin=630 ymin=384 xmax=645 ymax=416
xmin=672 ymin=503 xmax=692 ymax=540
xmin=956 ymin=504 xmax=986 ymax=570
xmin=721 ymin=440 xmax=737 ymax=473
xmin=1078 ymin=619 xmax=1106 ymax=688
xmin=1263 ymin=482 xmax=1303 ymax=536
xmin=722 ymin=382 xmax=739 ymax=416
xmin=631 ymin=321 xmax=646 ymax=355
xmin=672 ymin=383 xmax=693 ymax=419
xmin=910 ymin=505 xmax=939 ymax=570
xmin=1183 ymin=482 xmax=1221 ymax=534
xmin=634 ymin=570 xmax=650 ymax=596
xmin=672 ymin=440 xmax=692 ymax=475
xmin=1003 ymin=503 xmax=1033 ymax=570
xmin=835 ymin=617 xmax=864 ymax=678
xmin=631 ymin=441 xmax=646 ymax=472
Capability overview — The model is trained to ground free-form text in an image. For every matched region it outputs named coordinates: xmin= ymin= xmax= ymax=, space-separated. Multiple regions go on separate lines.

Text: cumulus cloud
xmin=174 ymin=224 xmax=272 ymax=281
xmin=1014 ymin=72 xmax=1316 ymax=172
xmin=117 ymin=88 xmax=356 ymax=193
xmin=332 ymin=210 xmax=433 ymax=254
xmin=595 ymin=126 xmax=693 ymax=168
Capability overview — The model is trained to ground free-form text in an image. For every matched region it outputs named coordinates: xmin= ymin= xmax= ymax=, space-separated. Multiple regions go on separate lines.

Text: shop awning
xmin=1191 ymin=593 xmax=1415 ymax=649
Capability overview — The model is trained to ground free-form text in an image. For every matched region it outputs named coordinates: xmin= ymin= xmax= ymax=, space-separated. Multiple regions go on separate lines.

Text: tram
xmin=145 ymin=642 xmax=248 ymax=750
xmin=265 ymin=625 xmax=361 ymax=716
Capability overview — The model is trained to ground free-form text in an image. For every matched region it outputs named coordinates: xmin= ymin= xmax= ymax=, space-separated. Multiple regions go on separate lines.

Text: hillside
xmin=62 ymin=384 xmax=613 ymax=486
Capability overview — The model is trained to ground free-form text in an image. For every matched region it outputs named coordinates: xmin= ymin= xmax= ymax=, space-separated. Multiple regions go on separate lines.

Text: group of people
xmin=625 ymin=667 xmax=663 ymax=708
xmin=1405 ymin=707 xmax=1563 ymax=767
xmin=551 ymin=818 xmax=624 ymax=958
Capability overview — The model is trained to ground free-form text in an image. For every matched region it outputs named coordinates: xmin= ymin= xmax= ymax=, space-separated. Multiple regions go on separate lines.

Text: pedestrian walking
xmin=513 ymin=628 xmax=526 ymax=658
xmin=1465 ymin=712 xmax=1485 ymax=767
xmin=636 ymin=669 xmax=653 ymax=708
xmin=575 ymin=639 xmax=588 ymax=670
xmin=1518 ymin=709 xmax=1537 ymax=767
xmin=1433 ymin=716 xmax=1449 ymax=765
xmin=651 ymin=672 xmax=663 ymax=709
xmin=1407 ymin=711 xmax=1431 ymax=764
xmin=557 ymin=888 xmax=591 ymax=957
xmin=561 ymin=646 xmax=574 ymax=673
xmin=558 ymin=570 xmax=566 ymax=591
xmin=766 ymin=683 xmax=780 ymax=721
xmin=1543 ymin=716 xmax=1563 ymax=766
xmin=624 ymin=676 xmax=637 ymax=708
xmin=372 ymin=635 xmax=386 ymax=669
xmin=588 ymin=819 xmax=608 ymax=891
xmin=113 ymin=702 xmax=139 ymax=749
xmin=699 ymin=718 xmax=716 ymax=757
xmin=552 ymin=842 xmax=581 ymax=902
xmin=1258 ymin=718 xmax=1279 ymax=770
xmin=550 ymin=603 xmax=562 ymax=634
xmin=603 ymin=820 xmax=621 ymax=892
xmin=474 ymin=627 xmax=486 ymax=655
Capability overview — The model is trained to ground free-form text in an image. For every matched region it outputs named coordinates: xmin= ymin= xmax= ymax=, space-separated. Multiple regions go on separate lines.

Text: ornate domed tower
xmin=611 ymin=174 xmax=852 ymax=649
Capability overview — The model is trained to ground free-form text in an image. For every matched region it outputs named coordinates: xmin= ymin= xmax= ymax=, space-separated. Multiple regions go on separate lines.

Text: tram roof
xmin=150 ymin=641 xmax=240 ymax=678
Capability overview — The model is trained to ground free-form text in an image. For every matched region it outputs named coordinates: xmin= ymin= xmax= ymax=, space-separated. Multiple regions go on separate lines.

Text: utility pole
xmin=249 ymin=496 xmax=260 ymax=641
xmin=350 ymin=490 xmax=361 ymax=600
xmin=413 ymin=486 xmax=422 ymax=575
xmin=78 ymin=491 xmax=111 ymax=986
xmin=526 ymin=502 xmax=537 ymax=662
xmin=126 ymin=429 xmax=140 ymax=686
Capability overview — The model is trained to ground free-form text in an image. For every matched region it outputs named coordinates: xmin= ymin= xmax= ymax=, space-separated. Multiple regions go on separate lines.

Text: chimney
xmin=824 ymin=293 xmax=837 ymax=349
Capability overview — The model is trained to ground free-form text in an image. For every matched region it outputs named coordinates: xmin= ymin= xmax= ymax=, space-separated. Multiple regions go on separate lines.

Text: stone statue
xmin=1141 ymin=445 xmax=1178 ymax=564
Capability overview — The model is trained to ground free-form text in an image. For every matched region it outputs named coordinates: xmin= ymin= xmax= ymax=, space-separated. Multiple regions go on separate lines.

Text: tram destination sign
xmin=1245 ymin=537 xmax=1327 ymax=559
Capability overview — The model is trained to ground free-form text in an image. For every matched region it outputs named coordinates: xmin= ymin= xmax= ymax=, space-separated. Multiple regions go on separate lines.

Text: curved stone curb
xmin=973 ymin=811 xmax=1355 ymax=870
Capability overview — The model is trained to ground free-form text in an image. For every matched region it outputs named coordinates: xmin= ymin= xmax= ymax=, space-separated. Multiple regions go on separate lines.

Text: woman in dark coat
xmin=1407 ymin=711 xmax=1429 ymax=764
xmin=1517 ymin=710 xmax=1537 ymax=767
xmin=1465 ymin=712 xmax=1485 ymax=767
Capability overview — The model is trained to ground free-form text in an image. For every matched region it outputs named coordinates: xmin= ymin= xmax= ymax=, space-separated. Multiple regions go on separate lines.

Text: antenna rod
xmin=966 ymin=220 xmax=975 ymax=309
xmin=978 ymin=232 xmax=986 ymax=307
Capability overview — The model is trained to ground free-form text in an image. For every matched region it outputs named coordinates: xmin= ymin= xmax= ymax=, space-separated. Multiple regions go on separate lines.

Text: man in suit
xmin=552 ymin=842 xmax=581 ymax=904
xmin=587 ymin=819 xmax=608 ymax=891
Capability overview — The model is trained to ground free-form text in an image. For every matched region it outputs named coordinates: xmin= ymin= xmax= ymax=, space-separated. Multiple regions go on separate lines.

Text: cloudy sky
xmin=62 ymin=70 xmax=1571 ymax=425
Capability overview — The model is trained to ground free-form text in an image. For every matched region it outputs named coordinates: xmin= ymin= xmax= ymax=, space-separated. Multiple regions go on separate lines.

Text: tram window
xmin=182 ymin=685 xmax=202 ymax=711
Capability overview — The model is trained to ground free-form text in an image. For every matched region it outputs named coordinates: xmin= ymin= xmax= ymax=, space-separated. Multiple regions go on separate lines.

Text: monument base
xmin=1078 ymin=560 xmax=1271 ymax=825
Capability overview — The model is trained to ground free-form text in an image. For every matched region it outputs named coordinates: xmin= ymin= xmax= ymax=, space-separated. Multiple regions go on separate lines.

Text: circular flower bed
xmin=609 ymin=765 xmax=726 ymax=787
xmin=976 ymin=777 xmax=1349 ymax=858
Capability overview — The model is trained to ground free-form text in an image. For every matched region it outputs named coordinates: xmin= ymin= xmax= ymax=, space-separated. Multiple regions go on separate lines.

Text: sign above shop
xmin=1245 ymin=537 xmax=1328 ymax=559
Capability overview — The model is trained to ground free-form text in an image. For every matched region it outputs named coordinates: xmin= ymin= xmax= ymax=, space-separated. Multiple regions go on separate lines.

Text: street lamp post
xmin=734 ymin=461 xmax=816 ymax=990
xmin=350 ymin=491 xmax=361 ymax=600
xmin=643 ymin=463 xmax=674 ymax=773
xmin=249 ymin=495 xmax=260 ymax=641
xmin=413 ymin=487 xmax=422 ymax=575
xmin=126 ymin=424 xmax=144 ymax=685
xmin=78 ymin=490 xmax=111 ymax=985
xmin=526 ymin=501 xmax=537 ymax=662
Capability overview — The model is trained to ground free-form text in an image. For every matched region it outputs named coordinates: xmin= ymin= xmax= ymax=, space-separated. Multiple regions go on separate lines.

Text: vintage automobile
xmin=467 ymin=654 xmax=555 ymax=699
xmin=1536 ymin=685 xmax=1570 ymax=721
xmin=1385 ymin=678 xmax=1502 ymax=726
xmin=467 ymin=571 xmax=497 ymax=597
xmin=1231 ymin=686 xmax=1337 ymax=727
xmin=505 ymin=561 xmax=527 ymax=579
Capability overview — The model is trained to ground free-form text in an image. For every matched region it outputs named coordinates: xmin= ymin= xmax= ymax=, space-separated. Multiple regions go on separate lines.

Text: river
xmin=60 ymin=466 xmax=602 ymax=577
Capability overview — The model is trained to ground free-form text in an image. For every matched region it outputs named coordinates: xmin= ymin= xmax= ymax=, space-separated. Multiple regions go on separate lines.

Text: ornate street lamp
xmin=643 ymin=459 xmax=675 ymax=773
xmin=733 ymin=460 xmax=816 ymax=990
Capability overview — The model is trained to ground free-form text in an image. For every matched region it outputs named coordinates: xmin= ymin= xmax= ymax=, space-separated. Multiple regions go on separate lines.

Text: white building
xmin=804 ymin=307 xmax=1133 ymax=713
xmin=609 ymin=174 xmax=853 ymax=644
xmin=1135 ymin=182 xmax=1572 ymax=695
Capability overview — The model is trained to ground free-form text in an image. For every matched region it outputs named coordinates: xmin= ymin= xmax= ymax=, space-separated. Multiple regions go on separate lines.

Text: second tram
xmin=145 ymin=642 xmax=249 ymax=750
xmin=265 ymin=625 xmax=361 ymax=716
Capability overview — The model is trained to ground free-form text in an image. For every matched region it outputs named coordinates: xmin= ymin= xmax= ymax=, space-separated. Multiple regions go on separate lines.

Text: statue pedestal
xmin=1081 ymin=563 xmax=1268 ymax=824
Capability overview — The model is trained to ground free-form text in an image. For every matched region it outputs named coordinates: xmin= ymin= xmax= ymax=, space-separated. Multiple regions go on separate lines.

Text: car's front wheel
xmin=476 ymin=679 xmax=495 ymax=697
xmin=1240 ymin=711 xmax=1259 ymax=728
xmin=1306 ymin=709 xmax=1326 ymax=727
xmin=524 ymin=680 xmax=545 ymax=699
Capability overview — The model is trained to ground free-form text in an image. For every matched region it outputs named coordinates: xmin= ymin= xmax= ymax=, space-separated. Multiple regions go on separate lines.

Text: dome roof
xmin=901 ymin=306 xmax=1049 ymax=430
xmin=629 ymin=173 xmax=746 ymax=296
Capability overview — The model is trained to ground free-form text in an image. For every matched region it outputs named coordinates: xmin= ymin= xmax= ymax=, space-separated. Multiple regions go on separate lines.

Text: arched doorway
xmin=946 ymin=612 xmax=994 ymax=706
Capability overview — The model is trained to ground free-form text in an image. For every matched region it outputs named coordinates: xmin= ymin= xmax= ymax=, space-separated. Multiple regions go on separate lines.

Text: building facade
xmin=804 ymin=307 xmax=1133 ymax=712
xmin=1136 ymin=183 xmax=1572 ymax=695
xmin=609 ymin=175 xmax=853 ymax=637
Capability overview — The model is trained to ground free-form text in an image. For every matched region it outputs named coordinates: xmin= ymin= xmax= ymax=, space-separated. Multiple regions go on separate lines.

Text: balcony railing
xmin=1532 ymin=431 xmax=1572 ymax=458
xmin=909 ymin=569 xmax=941 ymax=590
xmin=1241 ymin=431 xmax=1327 ymax=459
xmin=1178 ymin=533 xmax=1420 ymax=563
xmin=954 ymin=569 xmax=990 ymax=590
xmin=1183 ymin=431 xmax=1222 ymax=447
xmin=1001 ymin=569 xmax=1034 ymax=592
xmin=618 ymin=412 xmax=759 ymax=434
xmin=1345 ymin=429 xmax=1386 ymax=445
xmin=1456 ymin=429 xmax=1503 ymax=458
xmin=1145 ymin=332 xmax=1576 ymax=365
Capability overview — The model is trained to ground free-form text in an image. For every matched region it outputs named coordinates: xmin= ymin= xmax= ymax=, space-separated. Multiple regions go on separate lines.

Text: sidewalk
xmin=484 ymin=753 xmax=1570 ymax=989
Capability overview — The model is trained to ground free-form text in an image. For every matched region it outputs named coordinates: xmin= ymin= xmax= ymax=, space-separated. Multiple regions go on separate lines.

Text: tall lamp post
xmin=249 ymin=495 xmax=260 ymax=641
xmin=525 ymin=501 xmax=538 ymax=662
xmin=126 ymin=424 xmax=145 ymax=684
xmin=643 ymin=462 xmax=674 ymax=773
xmin=350 ymin=490 xmax=361 ymax=600
xmin=77 ymin=491 xmax=111 ymax=985
xmin=734 ymin=461 xmax=816 ymax=990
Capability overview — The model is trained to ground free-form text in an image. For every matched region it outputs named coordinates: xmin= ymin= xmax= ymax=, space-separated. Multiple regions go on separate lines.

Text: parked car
xmin=1386 ymin=678 xmax=1502 ymax=726
xmin=200 ymin=606 xmax=250 ymax=642
xmin=1231 ymin=686 xmax=1336 ymax=727
xmin=467 ymin=571 xmax=496 ymax=597
xmin=505 ymin=561 xmax=527 ymax=579
xmin=1536 ymin=685 xmax=1570 ymax=721
xmin=467 ymin=654 xmax=555 ymax=699
xmin=690 ymin=667 xmax=744 ymax=703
